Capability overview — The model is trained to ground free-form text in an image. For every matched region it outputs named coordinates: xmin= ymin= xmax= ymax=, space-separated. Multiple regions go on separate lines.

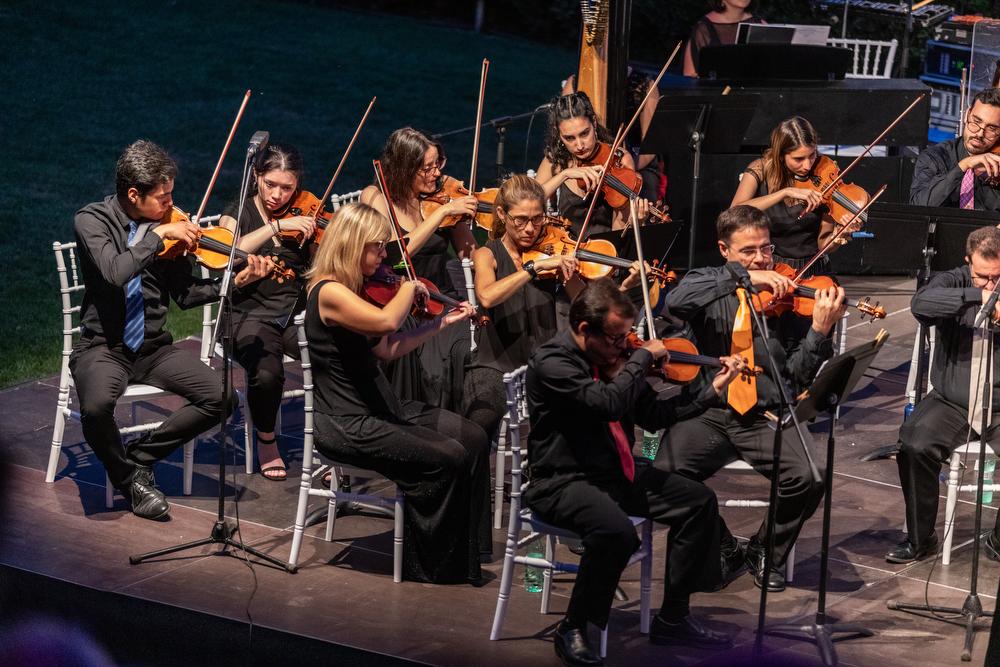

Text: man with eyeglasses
xmin=654 ymin=205 xmax=846 ymax=593
xmin=911 ymin=88 xmax=1000 ymax=211
xmin=887 ymin=226 xmax=1000 ymax=564
xmin=526 ymin=278 xmax=745 ymax=665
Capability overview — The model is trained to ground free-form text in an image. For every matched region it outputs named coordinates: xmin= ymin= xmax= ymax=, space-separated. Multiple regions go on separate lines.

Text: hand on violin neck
xmin=620 ymin=260 xmax=650 ymax=291
xmin=440 ymin=301 xmax=476 ymax=327
xmin=234 ymin=254 xmax=275 ymax=288
xmin=810 ymin=285 xmax=847 ymax=336
xmin=710 ymin=355 xmax=745 ymax=396
xmin=154 ymin=219 xmax=200 ymax=248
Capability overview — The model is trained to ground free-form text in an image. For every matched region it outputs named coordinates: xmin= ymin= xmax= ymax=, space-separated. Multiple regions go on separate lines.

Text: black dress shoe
xmin=745 ymin=540 xmax=786 ymax=592
xmin=127 ymin=466 xmax=170 ymax=521
xmin=649 ymin=613 xmax=733 ymax=649
xmin=714 ymin=539 xmax=747 ymax=591
xmin=553 ymin=622 xmax=602 ymax=666
xmin=982 ymin=532 xmax=1000 ymax=562
xmin=884 ymin=533 xmax=938 ymax=564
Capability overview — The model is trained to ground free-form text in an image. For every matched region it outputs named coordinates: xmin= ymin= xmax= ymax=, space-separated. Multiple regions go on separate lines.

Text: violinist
xmin=71 ymin=140 xmax=272 ymax=520
xmin=731 ymin=116 xmax=838 ymax=277
xmin=888 ymin=226 xmax=1000 ymax=564
xmin=360 ymin=128 xmax=478 ymax=411
xmin=910 ymin=88 xmax=1000 ymax=212
xmin=526 ymin=278 xmax=743 ymax=664
xmin=656 ymin=205 xmax=845 ymax=593
xmin=303 ymin=202 xmax=491 ymax=584
xmin=217 ymin=143 xmax=318 ymax=481
xmin=536 ymin=92 xmax=653 ymax=237
xmin=683 ymin=0 xmax=763 ymax=78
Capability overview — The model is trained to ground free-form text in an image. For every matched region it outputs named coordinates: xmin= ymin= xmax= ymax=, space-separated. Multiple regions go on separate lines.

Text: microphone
xmin=247 ymin=130 xmax=270 ymax=157
xmin=726 ymin=261 xmax=753 ymax=291
xmin=974 ymin=283 xmax=1000 ymax=329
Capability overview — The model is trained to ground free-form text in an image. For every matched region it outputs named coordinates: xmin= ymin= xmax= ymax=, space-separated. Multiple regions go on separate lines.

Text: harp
xmin=577 ymin=0 xmax=610 ymax=125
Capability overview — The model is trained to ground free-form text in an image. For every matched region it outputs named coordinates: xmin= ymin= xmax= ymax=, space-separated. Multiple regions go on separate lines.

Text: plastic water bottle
xmin=641 ymin=430 xmax=660 ymax=460
xmin=524 ymin=536 xmax=543 ymax=593
xmin=982 ymin=453 xmax=996 ymax=505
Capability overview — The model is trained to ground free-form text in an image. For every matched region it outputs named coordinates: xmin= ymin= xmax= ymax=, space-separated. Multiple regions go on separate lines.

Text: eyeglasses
xmin=730 ymin=244 xmax=775 ymax=259
xmin=595 ymin=329 xmax=629 ymax=347
xmin=368 ymin=239 xmax=388 ymax=251
xmin=967 ymin=115 xmax=1000 ymax=139
xmin=505 ymin=214 xmax=546 ymax=229
xmin=417 ymin=157 xmax=447 ymax=175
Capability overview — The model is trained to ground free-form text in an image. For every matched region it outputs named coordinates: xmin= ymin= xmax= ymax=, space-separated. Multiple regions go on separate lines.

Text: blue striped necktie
xmin=123 ymin=221 xmax=145 ymax=352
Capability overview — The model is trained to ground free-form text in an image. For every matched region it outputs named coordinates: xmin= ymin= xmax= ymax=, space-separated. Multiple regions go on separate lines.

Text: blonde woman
xmin=304 ymin=202 xmax=491 ymax=584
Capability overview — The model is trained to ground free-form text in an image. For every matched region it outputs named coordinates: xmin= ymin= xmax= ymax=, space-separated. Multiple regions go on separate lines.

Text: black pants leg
xmin=897 ymin=390 xmax=998 ymax=545
xmin=69 ymin=344 xmax=135 ymax=488
xmin=527 ymin=468 xmax=720 ymax=629
xmin=462 ymin=366 xmax=506 ymax=437
xmin=313 ymin=403 xmax=490 ymax=583
xmin=129 ymin=344 xmax=230 ymax=467
xmin=232 ymin=318 xmax=299 ymax=433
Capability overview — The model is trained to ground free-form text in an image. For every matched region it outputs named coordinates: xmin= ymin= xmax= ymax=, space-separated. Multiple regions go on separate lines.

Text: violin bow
xmin=192 ymin=89 xmax=252 ymax=225
xmin=373 ymin=159 xmax=418 ymax=282
xmin=798 ymin=94 xmax=925 ymax=220
xmin=793 ymin=183 xmax=887 ymax=281
xmin=468 ymin=59 xmax=490 ymax=199
xmin=313 ymin=96 xmax=377 ymax=227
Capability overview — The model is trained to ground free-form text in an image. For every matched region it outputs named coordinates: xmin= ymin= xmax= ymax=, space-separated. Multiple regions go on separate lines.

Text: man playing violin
xmin=656 ymin=205 xmax=846 ymax=592
xmin=71 ymin=140 xmax=273 ymax=520
xmin=526 ymin=278 xmax=744 ymax=665
xmin=910 ymin=88 xmax=1000 ymax=211
xmin=888 ymin=226 xmax=1000 ymax=564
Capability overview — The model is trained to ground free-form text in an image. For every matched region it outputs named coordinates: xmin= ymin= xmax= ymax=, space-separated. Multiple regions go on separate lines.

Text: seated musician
xmin=888 ymin=226 xmax=1000 ymax=563
xmin=731 ymin=116 xmax=837 ymax=278
xmin=910 ymin=88 xmax=1000 ymax=211
xmin=526 ymin=278 xmax=743 ymax=665
xmin=72 ymin=140 xmax=272 ymax=519
xmin=217 ymin=143 xmax=318 ymax=481
xmin=656 ymin=205 xmax=846 ymax=592
xmin=535 ymin=92 xmax=653 ymax=238
xmin=683 ymin=0 xmax=763 ymax=78
xmin=304 ymin=202 xmax=491 ymax=584
xmin=464 ymin=174 xmax=648 ymax=438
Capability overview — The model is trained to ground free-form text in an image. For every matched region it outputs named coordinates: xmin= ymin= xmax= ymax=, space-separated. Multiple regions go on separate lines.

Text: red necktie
xmin=592 ymin=366 xmax=635 ymax=482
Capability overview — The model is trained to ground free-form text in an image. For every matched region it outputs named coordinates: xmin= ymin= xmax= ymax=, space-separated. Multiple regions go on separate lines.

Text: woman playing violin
xmin=464 ymin=175 xmax=650 ymax=436
xmin=360 ymin=128 xmax=479 ymax=412
xmin=216 ymin=143 xmax=318 ymax=481
xmin=535 ymin=92 xmax=653 ymax=237
xmin=732 ymin=117 xmax=845 ymax=277
xmin=304 ymin=202 xmax=491 ymax=584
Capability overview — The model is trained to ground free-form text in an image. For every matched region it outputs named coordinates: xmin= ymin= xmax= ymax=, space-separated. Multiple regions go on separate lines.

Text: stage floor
xmin=1 ymin=275 xmax=997 ymax=666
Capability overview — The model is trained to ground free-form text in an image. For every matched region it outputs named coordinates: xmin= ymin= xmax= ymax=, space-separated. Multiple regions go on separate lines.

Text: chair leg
xmin=639 ymin=521 xmax=653 ymax=634
xmin=541 ymin=534 xmax=555 ymax=614
xmin=288 ymin=455 xmax=316 ymax=570
xmin=183 ymin=440 xmax=194 ymax=496
xmin=46 ymin=406 xmax=69 ymax=483
xmin=785 ymin=543 xmax=796 ymax=583
xmin=490 ymin=515 xmax=520 ymax=640
xmin=105 ymin=473 xmax=114 ymax=509
xmin=942 ymin=451 xmax=962 ymax=566
xmin=599 ymin=626 xmax=608 ymax=658
xmin=493 ymin=420 xmax=508 ymax=530
xmin=393 ymin=490 xmax=404 ymax=583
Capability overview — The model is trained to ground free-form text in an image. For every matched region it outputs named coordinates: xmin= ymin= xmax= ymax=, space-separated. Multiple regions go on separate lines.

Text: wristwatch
xmin=523 ymin=260 xmax=538 ymax=280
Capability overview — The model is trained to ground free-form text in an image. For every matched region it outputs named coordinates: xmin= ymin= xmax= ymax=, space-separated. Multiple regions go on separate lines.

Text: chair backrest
xmin=461 ymin=257 xmax=478 ymax=352
xmin=53 ymin=241 xmax=86 ymax=362
xmin=295 ymin=312 xmax=313 ymax=449
xmin=826 ymin=37 xmax=898 ymax=80
xmin=503 ymin=365 xmax=530 ymax=498
xmin=329 ymin=190 xmax=363 ymax=211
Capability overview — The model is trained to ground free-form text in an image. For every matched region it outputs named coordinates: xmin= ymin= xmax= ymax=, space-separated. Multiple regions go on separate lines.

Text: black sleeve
xmin=664 ymin=266 xmax=736 ymax=320
xmin=634 ymin=383 xmax=715 ymax=432
xmin=910 ymin=145 xmax=964 ymax=207
xmin=783 ymin=327 xmax=835 ymax=394
xmin=533 ymin=348 xmax=654 ymax=422
xmin=74 ymin=211 xmax=164 ymax=288
xmin=911 ymin=269 xmax=983 ymax=328
xmin=165 ymin=256 xmax=221 ymax=309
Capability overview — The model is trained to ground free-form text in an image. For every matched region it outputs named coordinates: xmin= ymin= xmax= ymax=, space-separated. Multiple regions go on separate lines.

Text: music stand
xmin=697 ymin=44 xmax=851 ymax=82
xmin=642 ymin=93 xmax=757 ymax=269
xmin=763 ymin=333 xmax=889 ymax=665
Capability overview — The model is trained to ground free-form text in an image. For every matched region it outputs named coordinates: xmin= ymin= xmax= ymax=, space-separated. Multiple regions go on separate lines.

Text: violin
xmin=752 ymin=263 xmax=886 ymax=321
xmin=363 ymin=267 xmax=490 ymax=327
xmin=793 ymin=155 xmax=871 ymax=230
xmin=272 ymin=190 xmax=332 ymax=245
xmin=420 ymin=175 xmax=497 ymax=231
xmin=521 ymin=218 xmax=676 ymax=286
xmin=623 ymin=332 xmax=762 ymax=385
xmin=158 ymin=207 xmax=296 ymax=283
xmin=576 ymin=142 xmax=672 ymax=223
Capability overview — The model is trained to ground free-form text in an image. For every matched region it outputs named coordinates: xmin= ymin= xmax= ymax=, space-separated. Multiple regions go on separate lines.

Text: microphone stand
xmin=887 ymin=282 xmax=998 ymax=662
xmin=734 ymin=268 xmax=823 ymax=664
xmin=130 ymin=148 xmax=293 ymax=572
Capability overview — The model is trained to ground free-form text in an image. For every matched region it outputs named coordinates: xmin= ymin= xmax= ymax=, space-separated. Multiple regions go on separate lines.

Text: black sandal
xmin=256 ymin=434 xmax=287 ymax=482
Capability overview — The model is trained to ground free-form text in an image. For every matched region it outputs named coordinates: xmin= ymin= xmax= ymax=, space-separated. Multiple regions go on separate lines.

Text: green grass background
xmin=0 ymin=0 xmax=575 ymax=387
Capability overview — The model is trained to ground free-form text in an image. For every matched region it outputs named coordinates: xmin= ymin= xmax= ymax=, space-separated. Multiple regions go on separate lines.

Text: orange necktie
xmin=727 ymin=287 xmax=758 ymax=414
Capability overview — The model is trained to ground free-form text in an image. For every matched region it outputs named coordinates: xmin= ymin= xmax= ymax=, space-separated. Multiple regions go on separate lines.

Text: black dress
xmin=557 ymin=182 xmax=615 ymax=239
xmin=463 ymin=238 xmax=563 ymax=435
xmin=221 ymin=197 xmax=311 ymax=433
xmin=306 ymin=280 xmax=492 ymax=583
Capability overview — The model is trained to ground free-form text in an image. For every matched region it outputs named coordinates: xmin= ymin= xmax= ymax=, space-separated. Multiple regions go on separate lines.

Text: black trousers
xmin=525 ymin=463 xmax=721 ymax=629
xmin=462 ymin=365 xmax=506 ymax=437
xmin=655 ymin=406 xmax=825 ymax=565
xmin=314 ymin=401 xmax=491 ymax=584
xmin=69 ymin=341 xmax=230 ymax=490
xmin=897 ymin=390 xmax=1000 ymax=545
xmin=232 ymin=317 xmax=299 ymax=434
